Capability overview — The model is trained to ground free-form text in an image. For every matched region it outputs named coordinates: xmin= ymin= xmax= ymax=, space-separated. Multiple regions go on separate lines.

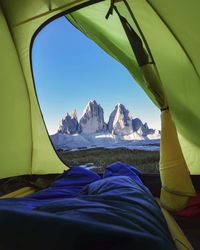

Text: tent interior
xmin=0 ymin=0 xmax=200 ymax=249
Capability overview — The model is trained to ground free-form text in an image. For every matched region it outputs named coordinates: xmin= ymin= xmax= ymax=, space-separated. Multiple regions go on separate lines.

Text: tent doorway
xmin=32 ymin=15 xmax=161 ymax=173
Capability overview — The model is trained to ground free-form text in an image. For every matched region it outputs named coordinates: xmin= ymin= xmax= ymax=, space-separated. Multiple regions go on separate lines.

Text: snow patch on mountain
xmin=51 ymin=133 xmax=91 ymax=150
xmin=51 ymin=132 xmax=160 ymax=151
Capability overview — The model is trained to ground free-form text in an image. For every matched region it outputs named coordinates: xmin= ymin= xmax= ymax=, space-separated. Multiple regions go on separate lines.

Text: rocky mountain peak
xmin=56 ymin=100 xmax=159 ymax=139
xmin=108 ymin=103 xmax=133 ymax=135
xmin=79 ymin=100 xmax=107 ymax=134
xmin=58 ymin=111 xmax=79 ymax=135
xmin=132 ymin=118 xmax=157 ymax=137
xmin=83 ymin=100 xmax=99 ymax=117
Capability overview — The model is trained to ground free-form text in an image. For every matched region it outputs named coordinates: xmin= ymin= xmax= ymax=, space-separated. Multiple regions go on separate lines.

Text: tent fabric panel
xmin=177 ymin=133 xmax=200 ymax=175
xmin=126 ymin=0 xmax=200 ymax=173
xmin=138 ymin=0 xmax=200 ymax=173
xmin=0 ymin=6 xmax=32 ymax=178
xmin=148 ymin=0 xmax=200 ymax=81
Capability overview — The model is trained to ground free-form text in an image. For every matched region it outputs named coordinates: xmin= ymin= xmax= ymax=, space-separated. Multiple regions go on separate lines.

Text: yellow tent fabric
xmin=160 ymin=110 xmax=196 ymax=211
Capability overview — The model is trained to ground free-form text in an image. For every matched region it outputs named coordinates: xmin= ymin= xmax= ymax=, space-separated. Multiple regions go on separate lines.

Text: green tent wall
xmin=0 ymin=0 xmax=200 ymax=180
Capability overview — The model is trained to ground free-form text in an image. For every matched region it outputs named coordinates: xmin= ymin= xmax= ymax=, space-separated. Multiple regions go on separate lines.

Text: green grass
xmin=58 ymin=147 xmax=160 ymax=173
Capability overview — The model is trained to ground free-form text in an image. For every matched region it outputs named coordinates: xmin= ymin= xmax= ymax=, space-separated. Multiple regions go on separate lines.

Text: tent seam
xmin=13 ymin=0 xmax=86 ymax=28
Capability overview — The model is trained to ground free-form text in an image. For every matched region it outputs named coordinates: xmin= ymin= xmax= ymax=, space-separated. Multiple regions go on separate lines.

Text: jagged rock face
xmin=132 ymin=118 xmax=143 ymax=132
xmin=132 ymin=119 xmax=156 ymax=136
xmin=58 ymin=111 xmax=79 ymax=135
xmin=52 ymin=100 xmax=161 ymax=150
xmin=55 ymin=100 xmax=160 ymax=140
xmin=142 ymin=122 xmax=153 ymax=136
xmin=108 ymin=104 xmax=133 ymax=135
xmin=79 ymin=100 xmax=107 ymax=134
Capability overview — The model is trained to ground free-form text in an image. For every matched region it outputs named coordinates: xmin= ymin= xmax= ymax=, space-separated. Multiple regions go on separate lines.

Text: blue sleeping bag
xmin=0 ymin=162 xmax=176 ymax=250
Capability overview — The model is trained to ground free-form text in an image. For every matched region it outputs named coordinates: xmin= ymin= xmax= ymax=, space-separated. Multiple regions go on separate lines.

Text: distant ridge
xmin=51 ymin=100 xmax=160 ymax=151
xmin=58 ymin=100 xmax=159 ymax=136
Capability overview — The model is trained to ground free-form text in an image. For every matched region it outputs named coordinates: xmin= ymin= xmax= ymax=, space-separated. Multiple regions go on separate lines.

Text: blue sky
xmin=32 ymin=17 xmax=160 ymax=135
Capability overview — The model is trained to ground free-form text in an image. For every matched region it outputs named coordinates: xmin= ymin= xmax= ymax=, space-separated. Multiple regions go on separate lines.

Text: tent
xmin=0 ymin=0 xmax=200 ymax=248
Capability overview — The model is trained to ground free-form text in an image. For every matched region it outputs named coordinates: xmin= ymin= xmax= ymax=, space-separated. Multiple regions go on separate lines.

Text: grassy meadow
xmin=58 ymin=147 xmax=160 ymax=173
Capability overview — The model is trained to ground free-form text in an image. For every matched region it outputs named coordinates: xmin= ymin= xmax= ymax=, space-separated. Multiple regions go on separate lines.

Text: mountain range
xmin=51 ymin=100 xmax=160 ymax=151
